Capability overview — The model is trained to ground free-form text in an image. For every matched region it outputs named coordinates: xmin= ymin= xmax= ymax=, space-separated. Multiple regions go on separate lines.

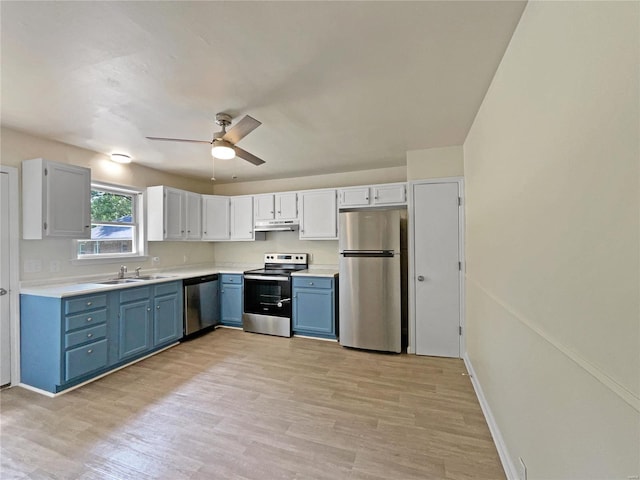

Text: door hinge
xmin=458 ymin=196 xmax=461 ymax=206
xmin=459 ymin=326 xmax=462 ymax=336
xmin=458 ymin=261 xmax=462 ymax=271
xmin=44 ymin=168 xmax=48 ymax=176
xmin=43 ymin=222 xmax=48 ymax=230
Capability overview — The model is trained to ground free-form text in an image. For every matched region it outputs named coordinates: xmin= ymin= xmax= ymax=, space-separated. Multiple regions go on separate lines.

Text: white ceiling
xmin=1 ymin=1 xmax=526 ymax=183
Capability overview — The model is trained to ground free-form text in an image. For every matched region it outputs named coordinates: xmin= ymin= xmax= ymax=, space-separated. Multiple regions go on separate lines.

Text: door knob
xmin=0 ymin=288 xmax=7 ymax=296
xmin=417 ymin=275 xmax=425 ymax=282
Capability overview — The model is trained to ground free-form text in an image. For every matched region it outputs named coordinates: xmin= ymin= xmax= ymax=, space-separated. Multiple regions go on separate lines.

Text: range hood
xmin=254 ymin=219 xmax=299 ymax=232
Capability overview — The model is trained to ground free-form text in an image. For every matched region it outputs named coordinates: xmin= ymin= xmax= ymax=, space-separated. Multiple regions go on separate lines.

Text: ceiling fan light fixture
xmin=211 ymin=140 xmax=235 ymax=160
xmin=110 ymin=153 xmax=132 ymax=164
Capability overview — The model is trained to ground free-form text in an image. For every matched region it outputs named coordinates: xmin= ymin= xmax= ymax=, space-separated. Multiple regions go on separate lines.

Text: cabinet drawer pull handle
xmin=86 ymin=317 xmax=92 ymax=322
xmin=86 ymin=301 xmax=92 ymax=306
xmin=309 ymin=282 xmax=314 ymax=285
xmin=87 ymin=333 xmax=93 ymax=338
xmin=87 ymin=349 xmax=93 ymax=354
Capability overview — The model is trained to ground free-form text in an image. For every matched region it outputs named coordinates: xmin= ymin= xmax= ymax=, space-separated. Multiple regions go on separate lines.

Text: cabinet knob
xmin=417 ymin=275 xmax=425 ymax=282
xmin=87 ymin=349 xmax=93 ymax=354
xmin=374 ymin=196 xmax=379 ymax=200
xmin=86 ymin=301 xmax=92 ymax=306
xmin=147 ymin=307 xmax=151 ymax=311
xmin=86 ymin=317 xmax=92 ymax=322
xmin=157 ymin=305 xmax=161 ymax=309
xmin=309 ymin=282 xmax=314 ymax=286
xmin=87 ymin=333 xmax=93 ymax=338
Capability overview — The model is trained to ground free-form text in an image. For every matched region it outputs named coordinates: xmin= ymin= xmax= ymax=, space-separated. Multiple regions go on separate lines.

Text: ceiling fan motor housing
xmin=215 ymin=113 xmax=232 ymax=128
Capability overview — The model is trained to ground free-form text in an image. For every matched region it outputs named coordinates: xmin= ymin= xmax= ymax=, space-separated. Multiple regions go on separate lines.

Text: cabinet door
xmin=276 ymin=192 xmax=298 ymax=220
xmin=185 ymin=192 xmax=202 ymax=240
xmin=338 ymin=187 xmax=370 ymax=207
xmin=118 ymin=300 xmax=151 ymax=360
xmin=153 ymin=294 xmax=181 ymax=346
xmin=202 ymin=195 xmax=230 ymax=241
xmin=254 ymin=194 xmax=275 ymax=221
xmin=372 ymin=184 xmax=406 ymax=205
xmin=164 ymin=188 xmax=185 ymax=240
xmin=299 ymin=190 xmax=337 ymax=239
xmin=220 ymin=283 xmax=243 ymax=326
xmin=230 ymin=196 xmax=254 ymax=240
xmin=293 ymin=287 xmax=335 ymax=337
xmin=46 ymin=162 xmax=91 ymax=238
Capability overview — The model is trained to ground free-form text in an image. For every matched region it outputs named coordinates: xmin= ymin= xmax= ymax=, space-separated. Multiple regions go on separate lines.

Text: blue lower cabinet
xmin=20 ymin=280 xmax=183 ymax=394
xmin=220 ymin=275 xmax=243 ymax=327
xmin=153 ymin=292 xmax=181 ymax=345
xmin=292 ymin=276 xmax=337 ymax=339
xmin=118 ymin=298 xmax=152 ymax=361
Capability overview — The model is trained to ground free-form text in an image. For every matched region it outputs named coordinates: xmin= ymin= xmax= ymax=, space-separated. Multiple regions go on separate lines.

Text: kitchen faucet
xmin=118 ymin=265 xmax=127 ymax=279
xmin=135 ymin=267 xmax=142 ymax=278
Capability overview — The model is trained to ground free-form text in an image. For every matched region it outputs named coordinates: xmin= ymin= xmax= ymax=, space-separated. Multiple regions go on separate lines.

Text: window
xmin=75 ymin=183 xmax=145 ymax=261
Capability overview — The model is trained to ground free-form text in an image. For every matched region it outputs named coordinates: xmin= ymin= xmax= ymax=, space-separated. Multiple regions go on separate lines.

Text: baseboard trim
xmin=463 ymin=353 xmax=519 ymax=480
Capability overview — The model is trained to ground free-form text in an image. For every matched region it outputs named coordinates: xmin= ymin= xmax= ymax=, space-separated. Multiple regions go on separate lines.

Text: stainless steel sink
xmin=98 ymin=279 xmax=145 ymax=285
xmin=97 ymin=274 xmax=175 ymax=285
xmin=133 ymin=275 xmax=174 ymax=280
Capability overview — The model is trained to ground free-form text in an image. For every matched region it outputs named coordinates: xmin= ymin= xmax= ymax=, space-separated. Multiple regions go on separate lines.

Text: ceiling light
xmin=211 ymin=140 xmax=235 ymax=160
xmin=110 ymin=153 xmax=132 ymax=164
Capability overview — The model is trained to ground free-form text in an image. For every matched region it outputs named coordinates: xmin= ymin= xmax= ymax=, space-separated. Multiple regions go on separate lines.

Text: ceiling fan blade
xmin=223 ymin=115 xmax=261 ymax=144
xmin=234 ymin=146 xmax=265 ymax=166
xmin=146 ymin=136 xmax=212 ymax=144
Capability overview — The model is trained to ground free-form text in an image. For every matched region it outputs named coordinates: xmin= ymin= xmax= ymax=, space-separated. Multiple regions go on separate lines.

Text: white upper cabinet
xmin=254 ymin=194 xmax=275 ymax=221
xmin=276 ymin=192 xmax=298 ymax=220
xmin=338 ymin=183 xmax=407 ymax=208
xmin=202 ymin=195 xmax=230 ymax=241
xmin=230 ymin=196 xmax=256 ymax=241
xmin=147 ymin=186 xmax=201 ymax=241
xmin=299 ymin=189 xmax=337 ymax=240
xmin=254 ymin=192 xmax=298 ymax=221
xmin=22 ymin=158 xmax=91 ymax=239
xmin=184 ymin=191 xmax=202 ymax=240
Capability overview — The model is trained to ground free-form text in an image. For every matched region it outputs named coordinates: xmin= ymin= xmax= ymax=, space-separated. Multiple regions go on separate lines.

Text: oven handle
xmin=244 ymin=274 xmax=290 ymax=282
xmin=277 ymin=298 xmax=291 ymax=308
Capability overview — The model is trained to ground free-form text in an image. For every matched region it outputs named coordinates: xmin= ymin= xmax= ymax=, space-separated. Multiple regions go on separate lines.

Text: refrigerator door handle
xmin=341 ymin=250 xmax=395 ymax=257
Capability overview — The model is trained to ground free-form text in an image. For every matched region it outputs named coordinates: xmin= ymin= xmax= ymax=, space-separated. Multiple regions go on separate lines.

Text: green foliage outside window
xmin=91 ymin=191 xmax=132 ymax=222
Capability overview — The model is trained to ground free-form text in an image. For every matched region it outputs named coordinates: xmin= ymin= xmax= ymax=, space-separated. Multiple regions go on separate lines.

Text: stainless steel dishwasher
xmin=183 ymin=274 xmax=219 ymax=337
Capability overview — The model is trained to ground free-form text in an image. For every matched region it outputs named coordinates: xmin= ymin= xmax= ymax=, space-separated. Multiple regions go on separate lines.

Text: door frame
xmin=1 ymin=165 xmax=20 ymax=385
xmin=407 ymin=176 xmax=465 ymax=356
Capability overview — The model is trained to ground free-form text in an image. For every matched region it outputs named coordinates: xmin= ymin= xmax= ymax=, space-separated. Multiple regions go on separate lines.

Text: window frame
xmin=72 ymin=182 xmax=147 ymax=264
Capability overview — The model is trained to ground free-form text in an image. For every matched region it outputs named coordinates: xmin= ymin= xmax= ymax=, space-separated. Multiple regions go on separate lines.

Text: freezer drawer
xmin=338 ymin=255 xmax=401 ymax=353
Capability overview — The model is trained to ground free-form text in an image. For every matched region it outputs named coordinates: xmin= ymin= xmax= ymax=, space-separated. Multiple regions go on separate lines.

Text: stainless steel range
xmin=243 ymin=253 xmax=308 ymax=337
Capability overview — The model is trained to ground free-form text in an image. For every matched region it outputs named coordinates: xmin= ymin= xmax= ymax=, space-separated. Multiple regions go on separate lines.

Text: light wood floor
xmin=1 ymin=328 xmax=505 ymax=479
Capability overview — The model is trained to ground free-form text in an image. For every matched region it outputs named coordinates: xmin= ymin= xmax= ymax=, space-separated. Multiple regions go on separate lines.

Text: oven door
xmin=243 ymin=275 xmax=292 ymax=318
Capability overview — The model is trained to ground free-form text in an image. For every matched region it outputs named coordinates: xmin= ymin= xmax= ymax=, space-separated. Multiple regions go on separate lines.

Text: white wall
xmin=463 ymin=2 xmax=639 ymax=478
xmin=212 ymin=166 xmax=407 ymax=266
xmin=1 ymin=127 xmax=217 ymax=281
xmin=406 ymin=146 xmax=463 ymax=180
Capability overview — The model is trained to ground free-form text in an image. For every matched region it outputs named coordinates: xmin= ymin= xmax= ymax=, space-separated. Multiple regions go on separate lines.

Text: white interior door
xmin=0 ymin=172 xmax=11 ymax=385
xmin=413 ymin=182 xmax=460 ymax=357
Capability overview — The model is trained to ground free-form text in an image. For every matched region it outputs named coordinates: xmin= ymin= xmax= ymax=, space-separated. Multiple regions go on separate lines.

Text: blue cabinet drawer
xmin=65 ymin=324 xmax=107 ymax=349
xmin=64 ymin=294 xmax=107 ymax=314
xmin=120 ymin=286 xmax=151 ymax=303
xmin=154 ymin=281 xmax=179 ymax=297
xmin=65 ymin=309 xmax=107 ymax=332
xmin=293 ymin=277 xmax=333 ymax=289
xmin=65 ymin=339 xmax=108 ymax=382
xmin=221 ymin=274 xmax=242 ymax=284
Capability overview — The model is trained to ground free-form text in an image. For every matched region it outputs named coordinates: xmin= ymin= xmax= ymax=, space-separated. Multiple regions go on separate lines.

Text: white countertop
xmin=20 ymin=264 xmax=258 ymax=298
xmin=291 ymin=269 xmax=339 ymax=278
xmin=19 ymin=263 xmax=340 ymax=297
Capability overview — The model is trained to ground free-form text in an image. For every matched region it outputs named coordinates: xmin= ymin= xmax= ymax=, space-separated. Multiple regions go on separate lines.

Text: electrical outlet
xmin=518 ymin=457 xmax=527 ymax=480
xmin=152 ymin=256 xmax=160 ymax=266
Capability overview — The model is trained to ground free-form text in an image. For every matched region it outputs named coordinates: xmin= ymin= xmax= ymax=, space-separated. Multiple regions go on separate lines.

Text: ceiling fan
xmin=146 ymin=113 xmax=265 ymax=166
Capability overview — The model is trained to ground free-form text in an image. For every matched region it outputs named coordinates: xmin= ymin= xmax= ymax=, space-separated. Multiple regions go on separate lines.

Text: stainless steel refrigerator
xmin=339 ymin=209 xmax=401 ymax=353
